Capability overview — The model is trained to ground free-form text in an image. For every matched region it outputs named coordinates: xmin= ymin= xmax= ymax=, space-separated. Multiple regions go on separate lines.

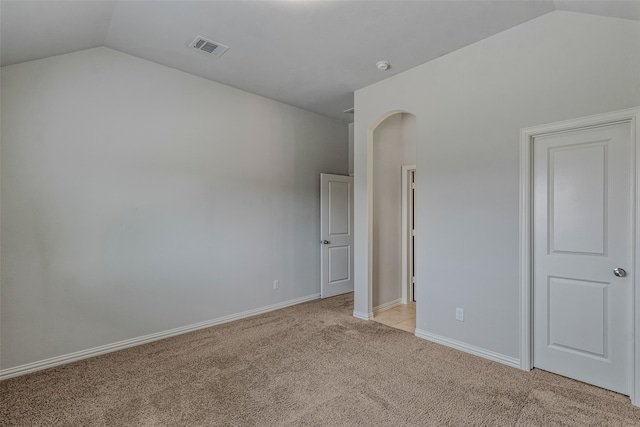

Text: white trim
xmin=415 ymin=328 xmax=520 ymax=369
xmin=401 ymin=164 xmax=416 ymax=304
xmin=353 ymin=310 xmax=373 ymax=320
xmin=0 ymin=293 xmax=320 ymax=381
xmin=373 ymin=298 xmax=402 ymax=314
xmin=519 ymin=106 xmax=640 ymax=406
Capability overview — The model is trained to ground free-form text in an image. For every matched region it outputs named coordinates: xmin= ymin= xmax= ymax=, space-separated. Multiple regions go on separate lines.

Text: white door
xmin=533 ymin=122 xmax=632 ymax=395
xmin=320 ymin=173 xmax=354 ymax=298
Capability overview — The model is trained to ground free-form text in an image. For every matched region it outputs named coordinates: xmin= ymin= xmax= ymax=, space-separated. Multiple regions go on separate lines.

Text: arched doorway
xmin=367 ymin=111 xmax=417 ymax=332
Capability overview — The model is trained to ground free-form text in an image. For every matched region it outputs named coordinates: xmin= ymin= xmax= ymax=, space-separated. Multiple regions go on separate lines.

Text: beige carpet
xmin=1 ymin=293 xmax=639 ymax=426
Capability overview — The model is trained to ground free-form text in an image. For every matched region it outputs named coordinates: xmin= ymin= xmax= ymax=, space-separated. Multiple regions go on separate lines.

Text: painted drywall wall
xmin=0 ymin=47 xmax=348 ymax=369
xmin=354 ymin=11 xmax=640 ymax=359
xmin=372 ymin=113 xmax=416 ymax=309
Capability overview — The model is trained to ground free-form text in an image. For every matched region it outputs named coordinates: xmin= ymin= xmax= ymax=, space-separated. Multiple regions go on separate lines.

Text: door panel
xmin=549 ymin=144 xmax=606 ymax=254
xmin=329 ymin=181 xmax=350 ymax=235
xmin=533 ymin=122 xmax=632 ymax=395
xmin=328 ymin=246 xmax=350 ymax=283
xmin=547 ymin=277 xmax=608 ymax=357
xmin=321 ymin=174 xmax=354 ymax=298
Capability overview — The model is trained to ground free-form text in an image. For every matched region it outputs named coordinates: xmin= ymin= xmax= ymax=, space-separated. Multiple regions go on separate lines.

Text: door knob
xmin=613 ymin=268 xmax=627 ymax=277
xmin=322 ymin=240 xmax=330 ymax=244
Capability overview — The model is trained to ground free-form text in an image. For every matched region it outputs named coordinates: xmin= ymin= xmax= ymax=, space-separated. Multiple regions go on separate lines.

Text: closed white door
xmin=320 ymin=173 xmax=354 ymax=298
xmin=533 ymin=122 xmax=632 ymax=395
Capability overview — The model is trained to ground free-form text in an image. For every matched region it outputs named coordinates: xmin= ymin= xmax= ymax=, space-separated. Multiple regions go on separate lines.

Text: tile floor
xmin=373 ymin=302 xmax=416 ymax=333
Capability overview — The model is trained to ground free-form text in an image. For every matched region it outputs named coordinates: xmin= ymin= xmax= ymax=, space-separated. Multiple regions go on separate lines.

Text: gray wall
xmin=372 ymin=113 xmax=416 ymax=308
xmin=354 ymin=11 xmax=640 ymax=359
xmin=1 ymin=47 xmax=348 ymax=369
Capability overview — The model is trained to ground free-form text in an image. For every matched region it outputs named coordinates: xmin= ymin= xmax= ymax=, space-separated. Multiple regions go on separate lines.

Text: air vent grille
xmin=189 ymin=36 xmax=229 ymax=57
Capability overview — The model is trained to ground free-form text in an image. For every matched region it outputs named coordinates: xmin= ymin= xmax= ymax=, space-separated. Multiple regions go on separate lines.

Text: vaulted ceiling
xmin=2 ymin=1 xmax=639 ymax=122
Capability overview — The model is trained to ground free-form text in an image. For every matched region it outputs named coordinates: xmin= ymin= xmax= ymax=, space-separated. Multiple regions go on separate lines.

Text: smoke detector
xmin=376 ymin=61 xmax=390 ymax=71
xmin=189 ymin=36 xmax=229 ymax=57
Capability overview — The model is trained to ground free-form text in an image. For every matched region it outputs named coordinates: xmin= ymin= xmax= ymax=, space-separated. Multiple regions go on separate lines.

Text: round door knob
xmin=322 ymin=240 xmax=330 ymax=244
xmin=613 ymin=268 xmax=627 ymax=277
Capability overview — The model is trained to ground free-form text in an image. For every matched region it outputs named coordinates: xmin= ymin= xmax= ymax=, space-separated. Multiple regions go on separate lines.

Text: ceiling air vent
xmin=189 ymin=36 xmax=229 ymax=57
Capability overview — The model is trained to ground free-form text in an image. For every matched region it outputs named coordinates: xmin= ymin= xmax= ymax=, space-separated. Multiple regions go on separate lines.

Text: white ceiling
xmin=2 ymin=1 xmax=639 ymax=122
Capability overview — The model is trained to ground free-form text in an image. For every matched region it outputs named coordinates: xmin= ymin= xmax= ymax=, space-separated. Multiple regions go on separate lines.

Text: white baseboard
xmin=0 ymin=293 xmax=320 ymax=381
xmin=414 ymin=328 xmax=520 ymax=369
xmin=353 ymin=310 xmax=373 ymax=320
xmin=373 ymin=298 xmax=402 ymax=314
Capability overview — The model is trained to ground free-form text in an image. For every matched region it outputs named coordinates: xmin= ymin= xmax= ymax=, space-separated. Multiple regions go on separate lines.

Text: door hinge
xmin=411 ymin=183 xmax=416 ymax=190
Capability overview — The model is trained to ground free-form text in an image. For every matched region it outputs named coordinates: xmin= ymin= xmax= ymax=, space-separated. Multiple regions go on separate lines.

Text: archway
xmin=366 ymin=111 xmax=417 ymax=332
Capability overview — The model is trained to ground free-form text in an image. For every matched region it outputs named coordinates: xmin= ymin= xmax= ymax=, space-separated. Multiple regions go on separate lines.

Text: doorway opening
xmin=320 ymin=173 xmax=354 ymax=298
xmin=367 ymin=112 xmax=417 ymax=333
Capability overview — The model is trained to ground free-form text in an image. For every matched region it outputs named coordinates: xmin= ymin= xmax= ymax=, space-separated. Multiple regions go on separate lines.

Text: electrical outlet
xmin=273 ymin=280 xmax=279 ymax=290
xmin=455 ymin=308 xmax=464 ymax=322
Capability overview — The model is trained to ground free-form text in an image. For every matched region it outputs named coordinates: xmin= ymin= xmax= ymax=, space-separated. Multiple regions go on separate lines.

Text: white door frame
xmin=519 ymin=107 xmax=640 ymax=406
xmin=401 ymin=164 xmax=416 ymax=304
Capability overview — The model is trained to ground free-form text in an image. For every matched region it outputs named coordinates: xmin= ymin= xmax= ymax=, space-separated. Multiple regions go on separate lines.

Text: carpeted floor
xmin=1 ymin=293 xmax=639 ymax=426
